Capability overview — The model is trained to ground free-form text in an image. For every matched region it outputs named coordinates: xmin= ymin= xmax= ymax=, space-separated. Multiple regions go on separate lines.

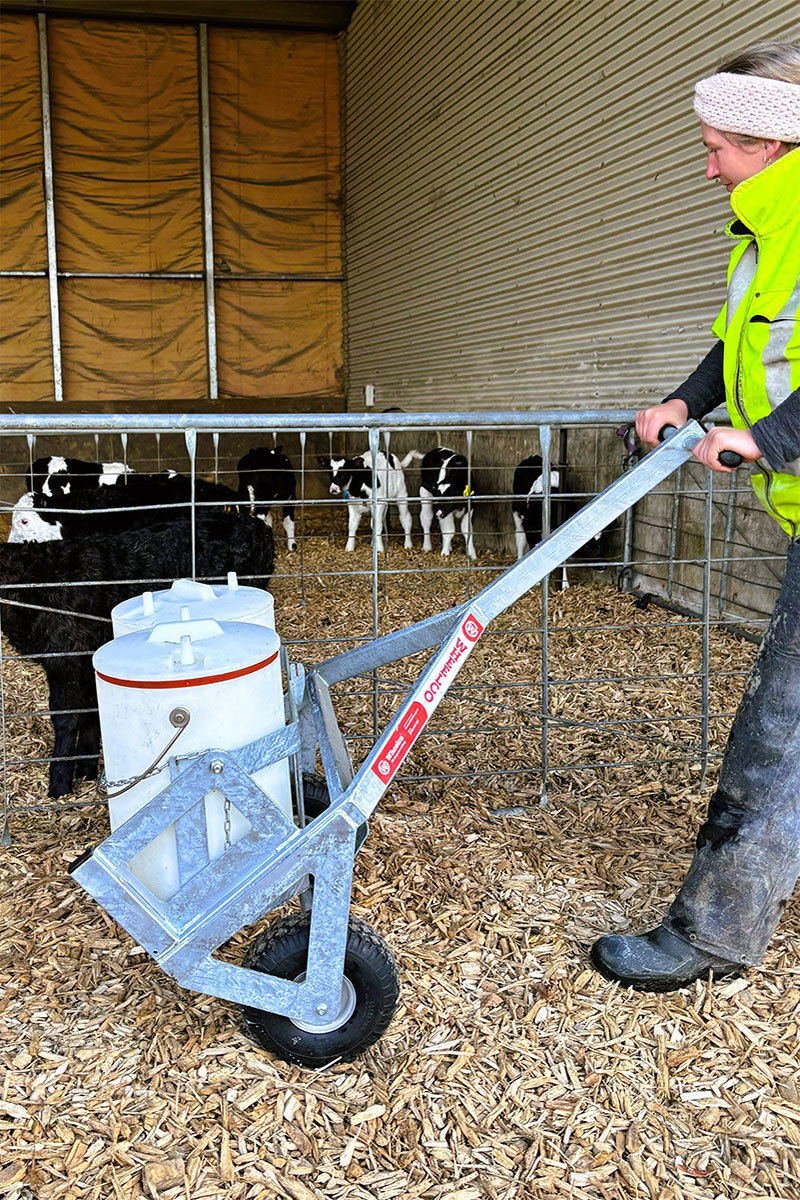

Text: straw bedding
xmin=1 ymin=530 xmax=798 ymax=1200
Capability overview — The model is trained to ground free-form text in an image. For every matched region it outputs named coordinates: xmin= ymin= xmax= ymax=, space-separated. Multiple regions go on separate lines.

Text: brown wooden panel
xmin=0 ymin=14 xmax=46 ymax=271
xmin=216 ymin=279 xmax=342 ymax=397
xmin=210 ymin=27 xmax=341 ymax=274
xmin=60 ymin=278 xmax=207 ymax=403
xmin=0 ymin=277 xmax=54 ymax=404
xmin=48 ymin=19 xmax=203 ymax=272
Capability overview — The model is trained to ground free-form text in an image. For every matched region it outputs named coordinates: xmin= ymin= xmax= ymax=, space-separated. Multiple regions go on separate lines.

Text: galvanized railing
xmin=0 ymin=409 xmax=784 ymax=839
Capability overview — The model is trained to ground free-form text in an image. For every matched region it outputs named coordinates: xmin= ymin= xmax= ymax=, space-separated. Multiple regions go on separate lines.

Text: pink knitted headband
xmin=694 ymin=72 xmax=800 ymax=142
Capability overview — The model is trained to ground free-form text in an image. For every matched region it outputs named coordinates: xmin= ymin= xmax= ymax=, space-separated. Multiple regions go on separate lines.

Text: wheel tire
xmin=241 ymin=912 xmax=399 ymax=1067
xmin=301 ymin=771 xmax=368 ymax=850
xmin=301 ymin=771 xmax=330 ymax=820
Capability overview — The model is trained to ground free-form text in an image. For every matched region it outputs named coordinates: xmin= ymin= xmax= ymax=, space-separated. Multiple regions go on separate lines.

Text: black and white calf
xmin=322 ymin=450 xmax=419 ymax=552
xmin=419 ymin=447 xmax=476 ymax=559
xmin=237 ymin=446 xmax=297 ymax=552
xmin=512 ymin=454 xmax=602 ymax=588
xmin=23 ymin=466 xmax=238 ymax=539
xmin=512 ymin=455 xmax=563 ymax=560
xmin=27 ymin=455 xmax=131 ymax=502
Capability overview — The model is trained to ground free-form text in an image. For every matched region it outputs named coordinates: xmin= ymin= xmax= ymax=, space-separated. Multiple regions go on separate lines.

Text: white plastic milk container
xmin=93 ymin=616 xmax=292 ymax=903
xmin=111 ymin=573 xmax=274 ymax=637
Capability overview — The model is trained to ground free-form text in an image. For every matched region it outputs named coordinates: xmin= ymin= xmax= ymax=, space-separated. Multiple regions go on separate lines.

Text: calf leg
xmin=396 ymin=498 xmax=414 ymax=549
xmin=420 ymin=494 xmax=434 ymax=552
xmin=346 ymin=502 xmax=362 ymax=552
xmin=74 ymin=713 xmax=101 ymax=782
xmin=370 ymin=503 xmax=386 ymax=554
xmin=48 ymin=705 xmax=80 ymax=798
xmin=282 ymin=504 xmax=297 ymax=552
xmin=513 ymin=512 xmax=528 ymax=560
xmin=460 ymin=509 xmax=476 ymax=559
xmin=439 ymin=512 xmax=456 ymax=557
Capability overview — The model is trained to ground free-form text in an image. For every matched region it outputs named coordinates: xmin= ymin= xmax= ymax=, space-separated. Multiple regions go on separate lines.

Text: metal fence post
xmin=37 ymin=14 xmax=63 ymax=404
xmin=540 ymin=424 xmax=552 ymax=805
xmin=184 ymin=428 xmax=197 ymax=579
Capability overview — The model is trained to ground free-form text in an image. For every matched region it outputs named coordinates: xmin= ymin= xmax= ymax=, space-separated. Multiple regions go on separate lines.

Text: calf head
xmin=8 ymin=494 xmax=63 ymax=543
xmin=320 ymin=456 xmax=371 ymax=500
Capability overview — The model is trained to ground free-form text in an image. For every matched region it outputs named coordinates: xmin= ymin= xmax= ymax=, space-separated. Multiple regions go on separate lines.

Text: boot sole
xmin=589 ymin=944 xmax=741 ymax=993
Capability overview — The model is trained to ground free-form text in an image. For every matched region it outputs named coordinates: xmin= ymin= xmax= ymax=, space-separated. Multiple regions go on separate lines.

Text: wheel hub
xmin=290 ymin=971 xmax=357 ymax=1034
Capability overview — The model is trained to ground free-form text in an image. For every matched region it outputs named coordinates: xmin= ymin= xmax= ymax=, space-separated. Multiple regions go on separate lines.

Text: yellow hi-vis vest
xmin=711 ymin=146 xmax=800 ymax=537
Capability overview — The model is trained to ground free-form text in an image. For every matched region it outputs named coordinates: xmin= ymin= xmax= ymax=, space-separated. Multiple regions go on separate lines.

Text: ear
xmin=275 ymin=445 xmax=282 ymax=454
xmin=764 ymin=138 xmax=784 ymax=163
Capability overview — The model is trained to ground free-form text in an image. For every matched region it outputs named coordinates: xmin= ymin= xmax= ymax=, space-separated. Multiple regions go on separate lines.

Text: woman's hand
xmin=692 ymin=426 xmax=760 ymax=472
xmin=635 ymin=398 xmax=689 ymax=448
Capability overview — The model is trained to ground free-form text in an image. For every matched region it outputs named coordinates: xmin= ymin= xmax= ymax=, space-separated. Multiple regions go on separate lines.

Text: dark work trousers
xmin=666 ymin=537 xmax=800 ymax=965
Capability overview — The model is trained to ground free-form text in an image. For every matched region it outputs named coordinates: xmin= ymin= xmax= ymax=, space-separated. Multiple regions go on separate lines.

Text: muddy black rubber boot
xmin=590 ymin=925 xmax=741 ymax=993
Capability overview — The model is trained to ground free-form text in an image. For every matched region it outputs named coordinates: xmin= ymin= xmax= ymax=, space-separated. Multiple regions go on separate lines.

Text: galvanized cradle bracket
xmin=71 ymin=423 xmax=705 ymax=1029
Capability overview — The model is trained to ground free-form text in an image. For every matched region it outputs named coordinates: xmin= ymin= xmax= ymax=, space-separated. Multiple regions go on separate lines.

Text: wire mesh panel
xmin=0 ymin=411 xmax=779 ymax=839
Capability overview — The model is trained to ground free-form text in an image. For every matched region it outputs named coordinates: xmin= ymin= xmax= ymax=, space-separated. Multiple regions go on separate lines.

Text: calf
xmin=237 ymin=446 xmax=297 ymax=552
xmin=322 ymin=450 xmax=419 ymax=552
xmin=512 ymin=454 xmax=601 ymax=588
xmin=512 ymin=455 xmax=563 ymax=560
xmin=27 ymin=456 xmax=131 ymax=502
xmin=419 ymin=447 xmax=476 ymax=559
xmin=27 ymin=470 xmax=239 ymax=539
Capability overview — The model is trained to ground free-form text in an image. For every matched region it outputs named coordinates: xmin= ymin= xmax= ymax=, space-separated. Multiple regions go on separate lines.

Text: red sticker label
xmin=370 ymin=611 xmax=485 ymax=784
xmin=371 ymin=701 xmax=428 ymax=784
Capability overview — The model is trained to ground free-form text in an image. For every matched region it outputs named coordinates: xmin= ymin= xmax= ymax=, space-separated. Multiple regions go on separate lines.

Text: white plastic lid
xmin=93 ymin=617 xmax=281 ymax=685
xmin=111 ymin=575 xmax=274 ymax=633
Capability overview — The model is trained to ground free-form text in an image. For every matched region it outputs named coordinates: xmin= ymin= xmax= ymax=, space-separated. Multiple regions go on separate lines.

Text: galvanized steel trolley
xmin=70 ymin=422 xmax=726 ymax=1066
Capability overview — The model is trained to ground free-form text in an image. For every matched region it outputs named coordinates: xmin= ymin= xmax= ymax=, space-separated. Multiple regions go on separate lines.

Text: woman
xmin=591 ymin=42 xmax=800 ymax=991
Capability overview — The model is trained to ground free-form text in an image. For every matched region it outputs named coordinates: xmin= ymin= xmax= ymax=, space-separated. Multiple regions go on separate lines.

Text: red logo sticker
xmin=462 ymin=613 xmax=484 ymax=641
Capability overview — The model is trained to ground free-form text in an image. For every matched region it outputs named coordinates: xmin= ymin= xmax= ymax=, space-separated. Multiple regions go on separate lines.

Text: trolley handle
xmin=659 ymin=424 xmax=743 ymax=469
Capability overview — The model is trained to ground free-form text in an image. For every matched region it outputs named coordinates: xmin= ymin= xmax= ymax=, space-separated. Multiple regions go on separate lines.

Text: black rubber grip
xmin=658 ymin=424 xmax=743 ymax=469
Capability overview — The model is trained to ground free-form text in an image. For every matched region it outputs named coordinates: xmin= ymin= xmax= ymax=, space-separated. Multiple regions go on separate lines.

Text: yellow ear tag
xmin=463 ymin=485 xmax=474 ymax=498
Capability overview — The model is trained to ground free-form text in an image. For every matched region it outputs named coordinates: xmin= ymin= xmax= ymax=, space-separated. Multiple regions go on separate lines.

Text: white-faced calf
xmin=321 ymin=450 xmax=420 ymax=552
xmin=419 ymin=447 xmax=476 ymax=559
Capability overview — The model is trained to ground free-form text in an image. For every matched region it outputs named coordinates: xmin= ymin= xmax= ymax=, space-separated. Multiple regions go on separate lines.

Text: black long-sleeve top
xmin=663 ymin=341 xmax=800 ymax=471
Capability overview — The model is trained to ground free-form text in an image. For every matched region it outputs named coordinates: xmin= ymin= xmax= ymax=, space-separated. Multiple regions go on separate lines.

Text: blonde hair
xmin=715 ymin=42 xmax=800 ymax=149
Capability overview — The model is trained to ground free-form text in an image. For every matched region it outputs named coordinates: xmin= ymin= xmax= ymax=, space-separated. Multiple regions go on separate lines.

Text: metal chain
xmin=223 ymin=794 xmax=232 ymax=850
xmin=98 ymin=707 xmax=191 ymax=800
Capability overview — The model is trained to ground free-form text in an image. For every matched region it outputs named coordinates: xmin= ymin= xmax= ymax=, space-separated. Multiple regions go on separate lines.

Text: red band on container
xmin=96 ymin=650 xmax=279 ymax=690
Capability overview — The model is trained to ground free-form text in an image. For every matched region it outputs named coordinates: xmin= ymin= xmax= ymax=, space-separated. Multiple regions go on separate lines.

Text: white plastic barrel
xmin=111 ymin=573 xmax=274 ymax=637
xmin=93 ymin=616 xmax=292 ymax=903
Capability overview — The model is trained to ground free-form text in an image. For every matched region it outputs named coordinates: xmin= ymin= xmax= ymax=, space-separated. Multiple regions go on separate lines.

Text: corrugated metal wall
xmin=343 ymin=0 xmax=798 ymax=411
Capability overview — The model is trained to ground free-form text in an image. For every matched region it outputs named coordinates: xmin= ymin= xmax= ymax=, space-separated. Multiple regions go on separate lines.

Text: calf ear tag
xmin=463 ymin=485 xmax=474 ymax=497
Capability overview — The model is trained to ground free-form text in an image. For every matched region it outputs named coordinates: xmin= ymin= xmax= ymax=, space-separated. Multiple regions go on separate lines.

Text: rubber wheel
xmin=241 ymin=911 xmax=399 ymax=1067
xmin=301 ymin=771 xmax=330 ymax=820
